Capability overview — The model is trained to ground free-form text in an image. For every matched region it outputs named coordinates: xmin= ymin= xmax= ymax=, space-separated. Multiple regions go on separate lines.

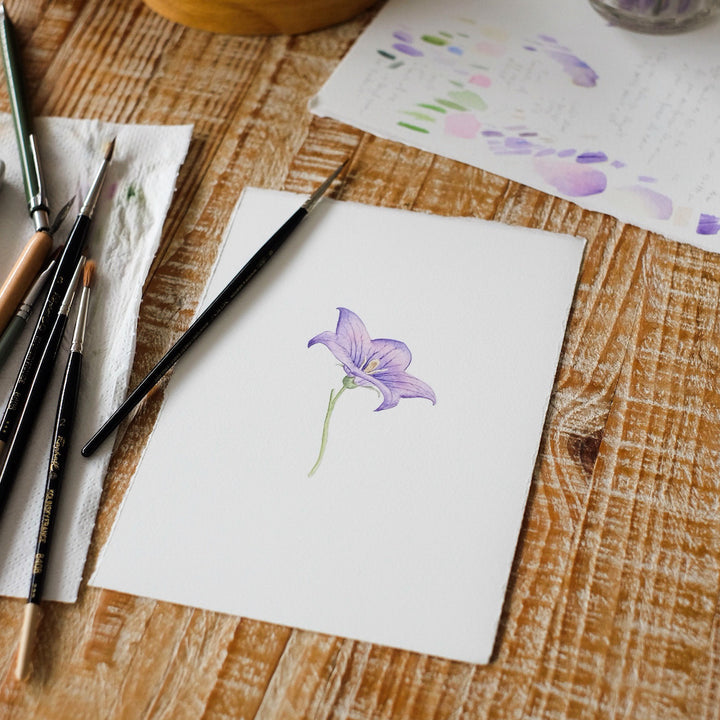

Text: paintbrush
xmin=0 ymin=140 xmax=113 ymax=462
xmin=0 ymin=247 xmax=62 ymax=372
xmin=0 ymin=2 xmax=54 ymax=336
xmin=14 ymin=260 xmax=95 ymax=681
xmin=82 ymin=160 xmax=348 ymax=457
xmin=0 ymin=256 xmax=85 ymax=518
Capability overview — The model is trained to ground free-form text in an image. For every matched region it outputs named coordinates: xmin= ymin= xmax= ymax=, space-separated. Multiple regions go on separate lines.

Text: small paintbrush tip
xmin=302 ymin=159 xmax=350 ymax=213
xmin=83 ymin=260 xmax=96 ymax=288
xmin=103 ymin=138 xmax=116 ymax=162
xmin=332 ymin=158 xmax=350 ymax=181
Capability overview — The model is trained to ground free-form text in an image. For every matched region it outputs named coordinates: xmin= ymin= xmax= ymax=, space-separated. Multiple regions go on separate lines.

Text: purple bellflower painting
xmin=307 ymin=307 xmax=436 ymax=475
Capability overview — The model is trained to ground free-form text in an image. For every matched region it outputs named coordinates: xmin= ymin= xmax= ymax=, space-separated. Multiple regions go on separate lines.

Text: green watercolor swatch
xmin=398 ymin=121 xmax=430 ymax=133
xmin=402 ymin=111 xmax=436 ymax=122
xmin=418 ymin=103 xmax=447 ymax=113
xmin=436 ymin=98 xmax=466 ymax=111
xmin=448 ymin=89 xmax=487 ymax=110
xmin=422 ymin=35 xmax=447 ymax=46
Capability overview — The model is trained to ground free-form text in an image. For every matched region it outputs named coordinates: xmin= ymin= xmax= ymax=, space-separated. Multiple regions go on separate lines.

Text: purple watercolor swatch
xmin=534 ymin=157 xmax=607 ymax=196
xmin=697 ymin=214 xmax=720 ymax=235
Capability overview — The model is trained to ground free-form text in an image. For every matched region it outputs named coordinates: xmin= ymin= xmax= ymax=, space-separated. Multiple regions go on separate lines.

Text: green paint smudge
xmin=448 ymin=89 xmax=487 ymax=110
xmin=402 ymin=111 xmax=436 ymax=122
xmin=378 ymin=49 xmax=395 ymax=60
xmin=398 ymin=122 xmax=430 ymax=133
xmin=125 ymin=183 xmax=146 ymax=207
xmin=418 ymin=103 xmax=447 ymax=113
xmin=436 ymin=98 xmax=467 ymax=111
xmin=439 ymin=31 xmax=453 ymax=38
xmin=422 ymin=35 xmax=448 ymax=46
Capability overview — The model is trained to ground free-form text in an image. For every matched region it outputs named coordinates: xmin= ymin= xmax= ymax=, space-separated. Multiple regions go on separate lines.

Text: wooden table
xmin=0 ymin=1 xmax=718 ymax=717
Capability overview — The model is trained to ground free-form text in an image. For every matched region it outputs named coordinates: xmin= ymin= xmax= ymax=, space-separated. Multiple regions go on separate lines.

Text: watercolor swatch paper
xmin=91 ymin=188 xmax=584 ymax=664
xmin=311 ymin=0 xmax=720 ymax=253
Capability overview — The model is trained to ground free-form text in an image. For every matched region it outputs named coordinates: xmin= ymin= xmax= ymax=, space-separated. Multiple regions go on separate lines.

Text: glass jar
xmin=588 ymin=0 xmax=720 ymax=32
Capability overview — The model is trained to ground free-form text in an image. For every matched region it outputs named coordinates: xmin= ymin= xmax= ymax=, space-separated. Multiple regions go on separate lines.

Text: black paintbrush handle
xmin=27 ymin=349 xmax=82 ymax=604
xmin=82 ymin=207 xmax=308 ymax=456
xmin=0 ymin=214 xmax=89 ymax=443
xmin=0 ymin=311 xmax=70 ymax=516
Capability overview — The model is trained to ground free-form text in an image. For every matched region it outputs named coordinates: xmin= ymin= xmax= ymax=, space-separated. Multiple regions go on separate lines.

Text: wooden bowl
xmin=142 ymin=0 xmax=378 ymax=34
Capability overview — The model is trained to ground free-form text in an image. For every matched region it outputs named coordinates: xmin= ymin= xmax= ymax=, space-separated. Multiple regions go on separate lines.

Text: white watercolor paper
xmin=311 ymin=0 xmax=720 ymax=253
xmin=91 ymin=188 xmax=584 ymax=664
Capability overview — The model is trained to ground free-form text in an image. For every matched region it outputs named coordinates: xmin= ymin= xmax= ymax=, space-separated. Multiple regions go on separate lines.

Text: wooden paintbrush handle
xmin=0 ymin=230 xmax=52 ymax=336
xmin=15 ymin=602 xmax=41 ymax=681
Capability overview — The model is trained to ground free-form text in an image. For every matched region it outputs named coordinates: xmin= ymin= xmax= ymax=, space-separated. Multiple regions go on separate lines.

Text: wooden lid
xmin=142 ymin=0 xmax=378 ymax=34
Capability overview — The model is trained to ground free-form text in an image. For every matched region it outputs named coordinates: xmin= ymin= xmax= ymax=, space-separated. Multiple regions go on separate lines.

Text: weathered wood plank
xmin=0 ymin=0 xmax=718 ymax=718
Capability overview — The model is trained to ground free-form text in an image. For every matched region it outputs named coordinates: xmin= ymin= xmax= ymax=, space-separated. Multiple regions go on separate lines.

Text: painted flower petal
xmin=307 ymin=330 xmax=355 ymax=366
xmin=308 ymin=308 xmax=373 ymax=369
xmin=309 ymin=308 xmax=413 ymax=375
xmin=363 ymin=338 xmax=412 ymax=373
xmin=332 ymin=307 xmax=375 ymax=367
xmin=357 ymin=368 xmax=437 ymax=410
xmin=309 ymin=308 xmax=436 ymax=411
xmin=376 ymin=370 xmax=437 ymax=403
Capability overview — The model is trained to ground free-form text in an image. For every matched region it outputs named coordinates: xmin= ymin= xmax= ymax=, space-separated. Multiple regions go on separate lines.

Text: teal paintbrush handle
xmin=0 ymin=5 xmax=36 ymax=210
xmin=0 ymin=315 xmax=27 ymax=372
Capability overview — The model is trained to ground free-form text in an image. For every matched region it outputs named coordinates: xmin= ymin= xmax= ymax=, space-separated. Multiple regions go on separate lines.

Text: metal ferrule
xmin=70 ymin=287 xmax=90 ymax=354
xmin=80 ymin=157 xmax=111 ymax=218
xmin=15 ymin=260 xmax=56 ymax=321
xmin=16 ymin=299 xmax=33 ymax=322
xmin=29 ymin=206 xmax=50 ymax=233
xmin=59 ymin=258 xmax=86 ymax=316
xmin=29 ymin=135 xmax=50 ymax=231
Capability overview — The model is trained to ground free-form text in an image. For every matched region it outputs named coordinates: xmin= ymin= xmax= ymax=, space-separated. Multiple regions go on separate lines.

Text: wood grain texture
xmin=0 ymin=0 xmax=719 ymax=717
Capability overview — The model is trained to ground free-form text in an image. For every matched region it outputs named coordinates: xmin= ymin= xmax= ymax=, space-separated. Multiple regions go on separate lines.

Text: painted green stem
xmin=308 ymin=383 xmax=347 ymax=477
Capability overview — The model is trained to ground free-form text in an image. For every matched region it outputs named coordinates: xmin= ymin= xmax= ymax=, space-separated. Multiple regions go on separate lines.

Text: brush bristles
xmin=103 ymin=138 xmax=116 ymax=162
xmin=83 ymin=260 xmax=96 ymax=288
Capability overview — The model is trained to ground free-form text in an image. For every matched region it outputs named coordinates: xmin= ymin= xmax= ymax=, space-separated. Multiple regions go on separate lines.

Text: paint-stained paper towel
xmin=0 ymin=113 xmax=192 ymax=602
